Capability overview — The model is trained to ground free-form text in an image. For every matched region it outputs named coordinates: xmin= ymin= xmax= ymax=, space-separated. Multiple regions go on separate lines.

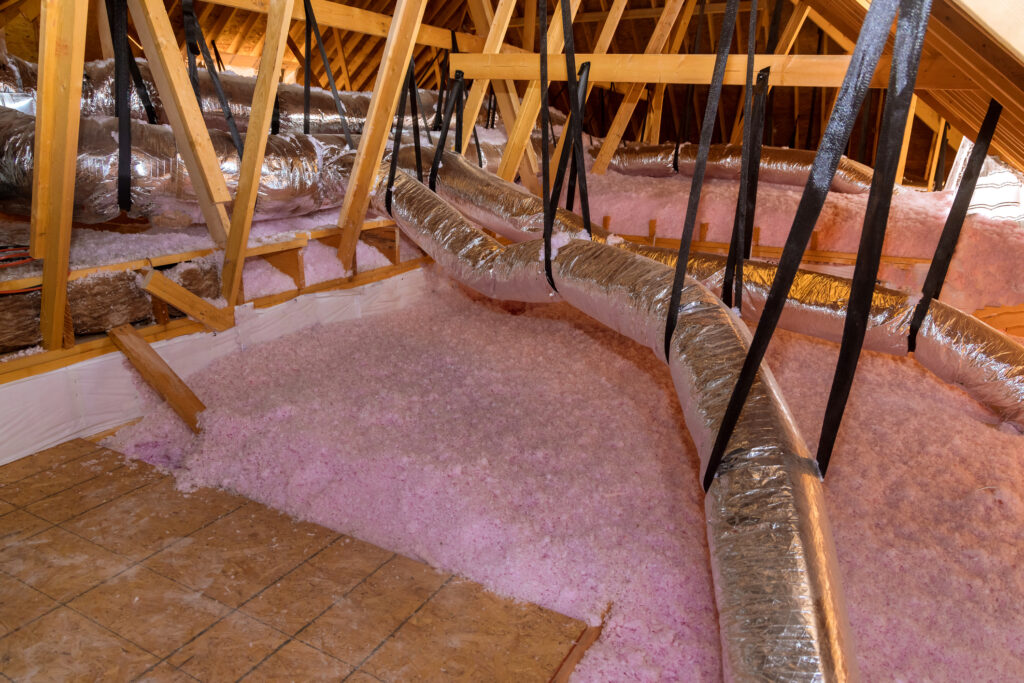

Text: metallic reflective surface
xmin=0 ymin=53 xmax=437 ymax=135
xmin=0 ymin=108 xmax=355 ymax=225
xmin=376 ymin=155 xmax=857 ymax=681
xmin=605 ymin=142 xmax=876 ymax=194
xmin=426 ymin=150 xmax=1024 ymax=431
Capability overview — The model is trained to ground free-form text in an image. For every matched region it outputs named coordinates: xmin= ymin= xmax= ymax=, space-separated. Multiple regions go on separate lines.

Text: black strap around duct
xmin=428 ymin=71 xmax=465 ymax=192
xmin=105 ymin=0 xmax=133 ymax=212
xmin=564 ymin=64 xmax=591 ymax=214
xmin=933 ymin=120 xmax=950 ymax=190
xmin=908 ymin=98 xmax=1001 ymax=351
xmin=406 ymin=59 xmax=424 ymax=183
xmin=538 ymin=0 xmax=556 ymax=291
xmin=182 ymin=0 xmax=243 ymax=158
xmin=210 ymin=39 xmax=226 ymax=72
xmin=815 ymin=0 xmax=934 ymax=477
xmin=385 ymin=62 xmax=415 ymax=215
xmin=702 ymin=0 xmax=902 ymax=492
xmin=556 ymin=0 xmax=591 ymax=235
xmin=550 ymin=63 xmax=591 ymax=221
xmin=125 ymin=53 xmax=158 ymax=124
xmin=722 ymin=0 xmax=760 ymax=310
xmin=663 ymin=0 xmax=741 ymax=360
xmin=301 ymin=0 xmax=354 ymax=147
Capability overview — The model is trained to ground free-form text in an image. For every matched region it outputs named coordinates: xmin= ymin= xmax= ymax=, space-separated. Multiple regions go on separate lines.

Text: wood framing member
xmin=108 ymin=324 xmax=206 ymax=433
xmin=591 ymin=0 xmax=691 ymax=174
xmin=142 ymin=270 xmax=235 ymax=332
xmin=128 ymin=0 xmax=232 ymax=245
xmin=33 ymin=0 xmax=88 ymax=349
xmin=896 ymin=94 xmax=917 ymax=183
xmin=460 ymin=0 xmax=517 ymax=154
xmin=202 ymin=0 xmax=524 ymax=55
xmin=449 ymin=53 xmax=972 ymax=90
xmin=509 ymin=1 xmax=753 ymax=26
xmin=221 ymin=0 xmax=295 ymax=305
xmin=495 ymin=0 xmax=583 ymax=184
xmin=550 ymin=0 xmax=628 ymax=170
xmin=336 ymin=0 xmax=428 ymax=271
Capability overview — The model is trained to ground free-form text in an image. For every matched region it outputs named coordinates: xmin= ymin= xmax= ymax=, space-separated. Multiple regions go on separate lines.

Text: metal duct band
xmin=603 ymin=142 xmax=876 ymax=194
xmin=0 ymin=51 xmax=437 ymax=135
xmin=0 ymin=107 xmax=355 ymax=225
xmin=427 ymin=150 xmax=1024 ymax=431
xmin=375 ymin=163 xmax=857 ymax=680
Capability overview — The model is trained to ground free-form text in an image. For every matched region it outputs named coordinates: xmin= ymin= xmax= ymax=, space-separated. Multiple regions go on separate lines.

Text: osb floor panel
xmin=0 ymin=439 xmax=587 ymax=682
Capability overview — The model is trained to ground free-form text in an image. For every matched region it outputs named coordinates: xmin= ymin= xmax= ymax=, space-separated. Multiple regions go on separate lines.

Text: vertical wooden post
xmin=336 ymin=0 xmax=429 ymax=271
xmin=127 ymin=0 xmax=232 ymax=245
xmin=896 ymin=94 xmax=918 ymax=184
xmin=460 ymin=0 xmax=517 ymax=153
xmin=591 ymin=0 xmax=691 ymax=175
xmin=522 ymin=0 xmax=537 ymax=50
xmin=495 ymin=0 xmax=583 ymax=184
xmin=91 ymin=0 xmax=115 ymax=59
xmin=221 ymin=0 xmax=295 ymax=305
xmin=33 ymin=0 xmax=89 ymax=349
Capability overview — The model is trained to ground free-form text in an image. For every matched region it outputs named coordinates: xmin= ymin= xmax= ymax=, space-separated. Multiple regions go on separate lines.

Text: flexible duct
xmin=603 ymin=142 xmax=876 ymax=194
xmin=425 ymin=149 xmax=1024 ymax=432
xmin=0 ymin=51 xmax=437 ymax=135
xmin=0 ymin=107 xmax=356 ymax=225
xmin=376 ymin=159 xmax=857 ymax=680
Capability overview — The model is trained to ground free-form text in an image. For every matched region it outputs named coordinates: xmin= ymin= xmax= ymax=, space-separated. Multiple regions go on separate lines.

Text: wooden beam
xmin=336 ymin=0 xmax=428 ymax=271
xmin=591 ymin=0 xmax=691 ymax=174
xmin=33 ymin=0 xmax=88 ymax=349
xmin=645 ymin=0 xmax=698 ymax=144
xmin=142 ymin=269 xmax=235 ymax=332
xmin=550 ymin=0 xmax=628 ymax=168
xmin=201 ymin=0 xmax=525 ymax=55
xmin=221 ymin=0 xmax=294 ymax=305
xmin=449 ymin=53 xmax=973 ymax=90
xmin=460 ymin=0 xmax=517 ymax=154
xmin=896 ymin=94 xmax=917 ymax=183
xmin=522 ymin=0 xmax=537 ymax=50
xmin=509 ymin=1 xmax=753 ymax=26
xmin=107 ymin=324 xmax=205 ymax=433
xmin=128 ymin=0 xmax=232 ymax=245
xmin=495 ymin=0 xmax=583 ymax=183
xmin=91 ymin=0 xmax=115 ymax=59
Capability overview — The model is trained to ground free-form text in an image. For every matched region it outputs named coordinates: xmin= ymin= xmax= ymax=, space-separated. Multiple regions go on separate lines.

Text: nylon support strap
xmin=407 ymin=59 xmax=424 ymax=182
xmin=428 ymin=71 xmax=464 ymax=192
xmin=702 ymin=0 xmax=903 ymax=492
xmin=210 ymin=39 xmax=226 ymax=72
xmin=550 ymin=63 xmax=591 ymax=220
xmin=105 ymin=0 xmax=132 ymax=212
xmin=539 ymin=0 xmax=556 ymax=291
xmin=385 ymin=61 xmax=413 ymax=215
xmin=182 ymin=0 xmax=243 ymax=158
xmin=126 ymin=53 xmax=157 ymax=124
xmin=302 ymin=0 xmax=355 ymax=147
xmin=722 ymin=0 xmax=761 ymax=309
xmin=908 ymin=99 xmax=1001 ymax=351
xmin=559 ymin=0 xmax=591 ymax=236
xmin=663 ymin=0 xmax=741 ymax=360
xmin=815 ymin=0 xmax=934 ymax=477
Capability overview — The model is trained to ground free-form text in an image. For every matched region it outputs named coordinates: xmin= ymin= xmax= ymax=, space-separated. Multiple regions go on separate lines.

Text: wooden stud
xmin=336 ymin=0 xmax=428 ymax=271
xmin=107 ymin=324 xmax=205 ymax=433
xmin=648 ymin=218 xmax=657 ymax=245
xmin=91 ymin=0 xmax=115 ymax=59
xmin=221 ymin=0 xmax=295 ymax=304
xmin=896 ymin=94 xmax=917 ymax=184
xmin=142 ymin=269 xmax=235 ymax=332
xmin=460 ymin=0 xmax=517 ymax=154
xmin=924 ymin=115 xmax=946 ymax=191
xmin=128 ymin=0 xmax=232 ymax=245
xmin=33 ymin=0 xmax=89 ymax=349
xmin=522 ymin=0 xmax=537 ymax=50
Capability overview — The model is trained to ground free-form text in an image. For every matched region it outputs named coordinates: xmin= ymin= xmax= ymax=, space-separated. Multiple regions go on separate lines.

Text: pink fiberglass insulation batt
xmin=108 ymin=279 xmax=1024 ymax=681
xmin=574 ymin=170 xmax=1024 ymax=312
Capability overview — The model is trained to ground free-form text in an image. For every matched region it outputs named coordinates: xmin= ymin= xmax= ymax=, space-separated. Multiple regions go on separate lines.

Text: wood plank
xmin=551 ymin=622 xmax=604 ymax=682
xmin=495 ymin=0 xmax=583 ymax=183
xmin=142 ymin=269 xmax=235 ymax=332
xmin=896 ymin=94 xmax=917 ymax=184
xmin=336 ymin=0 xmax=428 ymax=271
xmin=32 ymin=0 xmax=89 ymax=349
xmin=450 ymin=53 xmax=973 ymax=90
xmin=107 ymin=324 xmax=205 ymax=433
xmin=460 ymin=0 xmax=517 ymax=154
xmin=91 ymin=0 xmax=115 ymax=59
xmin=127 ymin=0 xmax=231 ymax=246
xmin=591 ymin=0 xmax=691 ymax=174
xmin=221 ymin=0 xmax=295 ymax=305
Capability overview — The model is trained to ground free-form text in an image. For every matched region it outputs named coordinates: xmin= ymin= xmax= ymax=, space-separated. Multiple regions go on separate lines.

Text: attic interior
xmin=0 ymin=0 xmax=1022 ymax=680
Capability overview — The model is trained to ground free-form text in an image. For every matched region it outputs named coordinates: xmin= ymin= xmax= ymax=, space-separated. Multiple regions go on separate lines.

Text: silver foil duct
xmin=604 ymin=142 xmax=876 ymax=194
xmin=376 ymin=160 xmax=857 ymax=681
xmin=426 ymin=150 xmax=1024 ymax=431
xmin=0 ymin=51 xmax=437 ymax=135
xmin=0 ymin=107 xmax=355 ymax=225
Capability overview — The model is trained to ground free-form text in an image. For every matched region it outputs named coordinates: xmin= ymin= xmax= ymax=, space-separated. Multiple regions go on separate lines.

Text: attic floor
xmin=0 ymin=438 xmax=587 ymax=682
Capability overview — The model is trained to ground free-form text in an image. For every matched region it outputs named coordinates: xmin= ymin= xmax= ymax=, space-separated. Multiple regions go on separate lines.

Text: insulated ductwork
xmin=425 ymin=149 xmax=1024 ymax=432
xmin=376 ymin=159 xmax=857 ymax=680
xmin=603 ymin=142 xmax=876 ymax=194
xmin=0 ymin=51 xmax=438 ymax=135
xmin=0 ymin=107 xmax=356 ymax=225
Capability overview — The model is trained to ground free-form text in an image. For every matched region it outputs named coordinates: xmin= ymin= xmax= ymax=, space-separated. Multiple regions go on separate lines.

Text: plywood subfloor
xmin=0 ymin=439 xmax=589 ymax=681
